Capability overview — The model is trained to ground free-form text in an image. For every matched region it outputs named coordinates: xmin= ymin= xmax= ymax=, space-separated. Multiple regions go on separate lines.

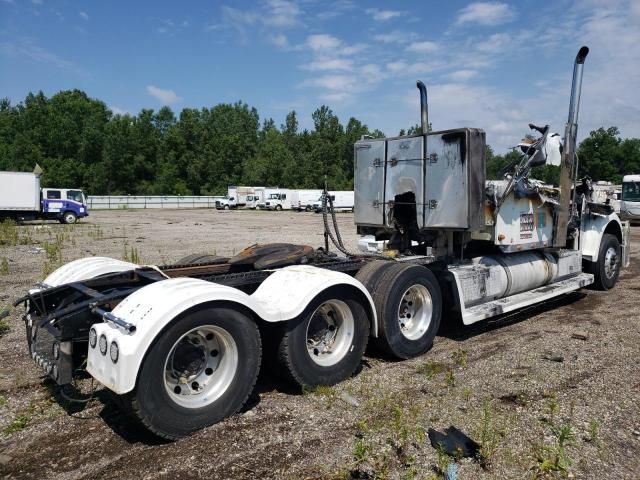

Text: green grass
xmin=122 ymin=244 xmax=141 ymax=264
xmin=420 ymin=359 xmax=444 ymax=379
xmin=476 ymin=400 xmax=504 ymax=469
xmin=3 ymin=402 xmax=36 ymax=434
xmin=452 ymin=349 xmax=468 ymax=368
xmin=0 ymin=256 xmax=9 ymax=275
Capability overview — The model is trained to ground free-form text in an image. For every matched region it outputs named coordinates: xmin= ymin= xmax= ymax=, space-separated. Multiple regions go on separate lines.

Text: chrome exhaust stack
xmin=416 ymin=80 xmax=428 ymax=135
xmin=553 ymin=46 xmax=589 ymax=247
xmin=565 ymin=46 xmax=589 ymax=159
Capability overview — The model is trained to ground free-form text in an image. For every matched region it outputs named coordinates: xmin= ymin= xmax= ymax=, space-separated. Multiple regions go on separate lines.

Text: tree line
xmin=0 ymin=90 xmax=638 ymax=195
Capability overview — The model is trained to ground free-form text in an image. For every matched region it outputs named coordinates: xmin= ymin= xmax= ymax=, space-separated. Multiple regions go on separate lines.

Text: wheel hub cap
xmin=164 ymin=326 xmax=238 ymax=408
xmin=604 ymin=246 xmax=619 ymax=279
xmin=306 ymin=300 xmax=354 ymax=367
xmin=397 ymin=284 xmax=433 ymax=341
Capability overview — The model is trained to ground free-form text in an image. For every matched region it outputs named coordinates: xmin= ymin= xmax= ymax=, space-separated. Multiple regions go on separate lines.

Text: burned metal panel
xmin=354 ymin=140 xmax=386 ymax=226
xmin=423 ymin=128 xmax=485 ymax=230
xmin=467 ymin=129 xmax=486 ymax=230
xmin=384 ymin=136 xmax=424 ymax=229
xmin=493 ymin=196 xmax=555 ymax=251
xmin=424 ymin=130 xmax=469 ymax=228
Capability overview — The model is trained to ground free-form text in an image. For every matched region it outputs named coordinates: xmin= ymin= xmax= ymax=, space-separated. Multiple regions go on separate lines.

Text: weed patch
xmin=4 ymin=402 xmax=36 ymax=434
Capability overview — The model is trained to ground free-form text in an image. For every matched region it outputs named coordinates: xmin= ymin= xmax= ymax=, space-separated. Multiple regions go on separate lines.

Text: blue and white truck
xmin=0 ymin=171 xmax=89 ymax=224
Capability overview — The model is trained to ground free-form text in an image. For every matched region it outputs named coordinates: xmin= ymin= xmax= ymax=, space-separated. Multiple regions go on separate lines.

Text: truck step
xmin=461 ymin=273 xmax=594 ymax=325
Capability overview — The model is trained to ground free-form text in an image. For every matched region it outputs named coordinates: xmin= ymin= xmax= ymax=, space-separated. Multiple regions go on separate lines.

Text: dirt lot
xmin=0 ymin=209 xmax=639 ymax=480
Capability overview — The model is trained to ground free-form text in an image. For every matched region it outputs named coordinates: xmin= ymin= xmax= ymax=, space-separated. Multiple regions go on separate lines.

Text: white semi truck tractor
xmin=17 ymin=46 xmax=630 ymax=439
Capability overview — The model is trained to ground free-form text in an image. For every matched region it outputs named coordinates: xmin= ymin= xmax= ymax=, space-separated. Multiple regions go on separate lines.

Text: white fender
xmin=579 ymin=213 xmax=622 ymax=262
xmin=86 ymin=265 xmax=376 ymax=394
xmin=39 ymin=257 xmax=139 ymax=289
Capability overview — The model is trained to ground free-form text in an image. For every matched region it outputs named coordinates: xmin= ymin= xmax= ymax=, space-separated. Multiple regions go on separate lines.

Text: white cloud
xmin=455 ymin=2 xmax=515 ymax=26
xmin=79 ymin=11 xmax=88 ymax=21
xmin=306 ymin=34 xmax=342 ymax=51
xmin=268 ymin=33 xmax=290 ymax=48
xmin=302 ymin=58 xmax=353 ymax=71
xmin=263 ymin=0 xmax=301 ymax=28
xmin=475 ymin=33 xmax=511 ymax=53
xmin=448 ymin=69 xmax=478 ymax=81
xmin=110 ymin=106 xmax=130 ymax=116
xmin=320 ymin=92 xmax=353 ymax=103
xmin=374 ymin=30 xmax=418 ymax=44
xmin=365 ymin=8 xmax=404 ymax=21
xmin=146 ymin=85 xmax=182 ymax=105
xmin=387 ymin=61 xmax=408 ymax=73
xmin=303 ymin=74 xmax=356 ymax=91
xmin=0 ymin=40 xmax=86 ymax=75
xmin=317 ymin=0 xmax=356 ymax=21
xmin=211 ymin=2 xmax=302 ymax=35
xmin=406 ymin=41 xmax=439 ymax=53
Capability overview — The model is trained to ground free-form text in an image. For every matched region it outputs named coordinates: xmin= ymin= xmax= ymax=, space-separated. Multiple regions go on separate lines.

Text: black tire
xmin=358 ymin=262 xmax=441 ymax=359
xmin=275 ymin=204 xmax=283 ymax=211
xmin=175 ymin=253 xmax=228 ymax=266
xmin=63 ymin=212 xmax=77 ymax=224
xmin=123 ymin=305 xmax=261 ymax=440
xmin=276 ymin=287 xmax=369 ymax=387
xmin=224 ymin=205 xmax=230 ymax=210
xmin=591 ymin=233 xmax=621 ymax=290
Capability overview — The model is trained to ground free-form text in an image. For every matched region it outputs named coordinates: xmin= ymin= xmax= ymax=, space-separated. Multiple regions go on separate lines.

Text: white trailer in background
xmin=290 ymin=190 xmax=323 ymax=211
xmin=312 ymin=191 xmax=354 ymax=212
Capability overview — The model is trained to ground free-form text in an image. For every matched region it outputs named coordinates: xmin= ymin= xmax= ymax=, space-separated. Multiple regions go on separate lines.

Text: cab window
xmin=66 ymin=190 xmax=84 ymax=202
xmin=46 ymin=190 xmax=61 ymax=200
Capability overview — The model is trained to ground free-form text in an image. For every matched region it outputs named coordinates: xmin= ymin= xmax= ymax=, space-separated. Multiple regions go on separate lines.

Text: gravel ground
xmin=0 ymin=208 xmax=638 ymax=480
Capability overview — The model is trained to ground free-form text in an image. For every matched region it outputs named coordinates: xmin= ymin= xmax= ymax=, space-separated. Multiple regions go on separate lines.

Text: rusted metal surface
xmin=228 ymin=243 xmax=315 ymax=269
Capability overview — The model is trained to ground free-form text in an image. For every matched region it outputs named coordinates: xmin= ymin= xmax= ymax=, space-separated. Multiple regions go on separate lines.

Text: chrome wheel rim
xmin=306 ymin=300 xmax=354 ymax=367
xmin=604 ymin=246 xmax=619 ymax=279
xmin=65 ymin=214 xmax=75 ymax=223
xmin=397 ymin=284 xmax=432 ymax=340
xmin=164 ymin=325 xmax=238 ymax=408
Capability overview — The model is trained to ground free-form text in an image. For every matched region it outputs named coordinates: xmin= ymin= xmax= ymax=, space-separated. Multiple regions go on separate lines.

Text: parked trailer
xmin=0 ymin=171 xmax=89 ymax=224
xmin=17 ymin=46 xmax=631 ymax=440
xmin=312 ymin=191 xmax=354 ymax=213
xmin=291 ymin=190 xmax=323 ymax=211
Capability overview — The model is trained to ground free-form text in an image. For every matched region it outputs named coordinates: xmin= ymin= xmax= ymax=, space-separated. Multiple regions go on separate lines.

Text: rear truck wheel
xmin=62 ymin=211 xmax=77 ymax=224
xmin=124 ymin=305 xmax=261 ymax=440
xmin=175 ymin=254 xmax=229 ymax=266
xmin=276 ymin=287 xmax=369 ymax=387
xmin=591 ymin=233 xmax=621 ymax=290
xmin=357 ymin=262 xmax=441 ymax=359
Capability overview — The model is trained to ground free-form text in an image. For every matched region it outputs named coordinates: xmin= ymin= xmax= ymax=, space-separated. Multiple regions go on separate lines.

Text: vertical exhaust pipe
xmin=416 ymin=80 xmax=428 ymax=134
xmin=565 ymin=46 xmax=589 ymax=160
xmin=553 ymin=46 xmax=589 ymax=247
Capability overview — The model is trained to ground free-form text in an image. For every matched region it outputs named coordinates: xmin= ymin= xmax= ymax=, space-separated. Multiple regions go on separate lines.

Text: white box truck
xmin=257 ymin=188 xmax=292 ymax=210
xmin=0 ymin=171 xmax=89 ymax=224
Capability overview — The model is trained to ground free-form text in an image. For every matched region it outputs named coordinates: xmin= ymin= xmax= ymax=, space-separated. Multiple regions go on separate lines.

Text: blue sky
xmin=1 ymin=0 xmax=639 ymax=151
